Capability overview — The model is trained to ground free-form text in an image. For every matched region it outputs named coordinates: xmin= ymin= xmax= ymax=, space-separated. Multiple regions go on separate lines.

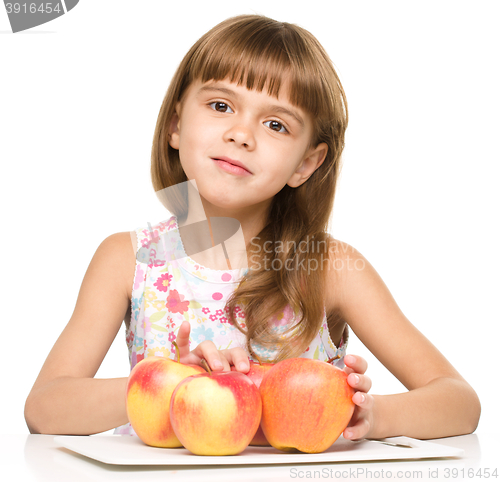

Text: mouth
xmin=211 ymin=157 xmax=252 ymax=176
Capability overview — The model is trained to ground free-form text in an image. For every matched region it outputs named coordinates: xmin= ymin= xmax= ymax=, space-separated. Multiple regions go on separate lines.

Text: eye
xmin=264 ymin=120 xmax=288 ymax=133
xmin=209 ymin=101 xmax=234 ymax=113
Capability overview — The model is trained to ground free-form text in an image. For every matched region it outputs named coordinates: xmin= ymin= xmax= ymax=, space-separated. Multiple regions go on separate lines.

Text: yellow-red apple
xmin=259 ymin=357 xmax=355 ymax=453
xmin=232 ymin=360 xmax=274 ymax=446
xmin=170 ymin=363 xmax=262 ymax=455
xmin=126 ymin=350 xmax=205 ymax=448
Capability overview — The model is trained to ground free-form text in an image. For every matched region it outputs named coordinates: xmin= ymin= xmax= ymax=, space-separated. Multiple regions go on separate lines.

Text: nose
xmin=223 ymin=122 xmax=256 ymax=150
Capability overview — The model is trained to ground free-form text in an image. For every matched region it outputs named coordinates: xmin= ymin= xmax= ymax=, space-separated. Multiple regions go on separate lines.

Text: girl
xmin=24 ymin=14 xmax=480 ymax=441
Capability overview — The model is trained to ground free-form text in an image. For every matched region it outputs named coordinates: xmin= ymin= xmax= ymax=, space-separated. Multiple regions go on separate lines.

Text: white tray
xmin=54 ymin=435 xmax=463 ymax=466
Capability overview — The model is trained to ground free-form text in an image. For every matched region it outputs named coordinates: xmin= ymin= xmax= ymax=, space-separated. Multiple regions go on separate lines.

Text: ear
xmin=168 ymin=103 xmax=181 ymax=150
xmin=287 ymin=142 xmax=328 ymax=188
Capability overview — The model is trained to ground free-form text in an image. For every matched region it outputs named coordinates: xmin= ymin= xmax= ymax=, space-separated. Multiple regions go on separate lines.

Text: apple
xmin=231 ymin=359 xmax=274 ymax=446
xmin=170 ymin=360 xmax=262 ymax=455
xmin=259 ymin=357 xmax=355 ymax=454
xmin=126 ymin=343 xmax=205 ymax=448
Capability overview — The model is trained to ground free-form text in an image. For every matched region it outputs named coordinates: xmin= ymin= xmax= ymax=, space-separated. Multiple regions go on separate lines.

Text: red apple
xmin=259 ymin=357 xmax=355 ymax=453
xmin=126 ymin=344 xmax=205 ymax=448
xmin=231 ymin=360 xmax=274 ymax=446
xmin=170 ymin=361 xmax=262 ymax=455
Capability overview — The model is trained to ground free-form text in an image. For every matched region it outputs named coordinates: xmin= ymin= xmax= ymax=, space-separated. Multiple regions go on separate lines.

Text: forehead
xmin=182 ymin=18 xmax=332 ymax=120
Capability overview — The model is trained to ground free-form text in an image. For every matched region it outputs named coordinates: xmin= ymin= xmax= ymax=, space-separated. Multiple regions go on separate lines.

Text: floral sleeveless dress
xmin=114 ymin=215 xmax=348 ymax=435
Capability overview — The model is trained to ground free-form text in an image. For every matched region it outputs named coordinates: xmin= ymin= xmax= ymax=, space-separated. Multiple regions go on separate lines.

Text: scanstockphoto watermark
xmin=290 ymin=466 xmax=499 ymax=479
xmin=250 ymin=236 xmax=366 ymax=274
xmin=290 ymin=467 xmax=424 ymax=479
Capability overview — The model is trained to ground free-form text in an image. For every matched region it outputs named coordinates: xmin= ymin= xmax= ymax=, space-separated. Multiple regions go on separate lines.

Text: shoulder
xmin=96 ymin=231 xmax=136 ymax=260
xmin=92 ymin=231 xmax=137 ymax=300
xmin=326 ymin=237 xmax=366 ymax=272
xmin=325 ymin=236 xmax=367 ymax=280
xmin=324 ymin=236 xmax=383 ymax=317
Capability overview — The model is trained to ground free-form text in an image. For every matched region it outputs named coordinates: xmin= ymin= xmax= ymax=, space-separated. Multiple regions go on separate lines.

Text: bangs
xmin=185 ymin=17 xmax=334 ymax=119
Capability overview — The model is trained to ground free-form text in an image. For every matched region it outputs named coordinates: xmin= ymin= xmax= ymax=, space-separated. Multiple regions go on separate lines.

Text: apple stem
xmin=200 ymin=358 xmax=212 ymax=375
xmin=327 ymin=354 xmax=341 ymax=364
xmin=172 ymin=341 xmax=180 ymax=363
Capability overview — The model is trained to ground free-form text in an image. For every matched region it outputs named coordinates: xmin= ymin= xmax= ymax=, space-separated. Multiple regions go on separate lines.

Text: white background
xmin=1 ymin=0 xmax=498 ymax=438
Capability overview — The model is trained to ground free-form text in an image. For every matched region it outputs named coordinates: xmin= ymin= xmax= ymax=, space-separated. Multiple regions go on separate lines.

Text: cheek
xmin=265 ymin=145 xmax=303 ymax=176
xmin=179 ymin=119 xmax=216 ymax=154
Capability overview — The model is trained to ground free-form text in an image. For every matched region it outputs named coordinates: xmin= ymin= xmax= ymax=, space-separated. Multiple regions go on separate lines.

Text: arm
xmin=24 ymin=232 xmax=136 ymax=435
xmin=24 ymin=232 xmax=252 ymax=436
xmin=325 ymin=240 xmax=481 ymax=440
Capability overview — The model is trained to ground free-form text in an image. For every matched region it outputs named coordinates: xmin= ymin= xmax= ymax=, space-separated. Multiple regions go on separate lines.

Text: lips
xmin=212 ymin=156 xmax=252 ymax=175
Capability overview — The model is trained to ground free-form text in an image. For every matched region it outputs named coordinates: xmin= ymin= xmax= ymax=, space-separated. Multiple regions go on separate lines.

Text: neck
xmin=176 ymin=180 xmax=271 ymax=271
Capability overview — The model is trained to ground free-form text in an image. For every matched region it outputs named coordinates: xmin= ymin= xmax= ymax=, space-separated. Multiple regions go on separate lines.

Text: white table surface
xmin=0 ymin=433 xmax=497 ymax=481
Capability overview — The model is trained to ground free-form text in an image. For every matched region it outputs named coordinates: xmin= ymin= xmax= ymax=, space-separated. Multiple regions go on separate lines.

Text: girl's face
xmin=168 ymin=78 xmax=327 ymax=215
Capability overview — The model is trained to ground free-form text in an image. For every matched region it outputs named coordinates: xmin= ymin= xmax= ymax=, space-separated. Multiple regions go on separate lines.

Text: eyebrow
xmin=197 ymin=85 xmax=305 ymax=127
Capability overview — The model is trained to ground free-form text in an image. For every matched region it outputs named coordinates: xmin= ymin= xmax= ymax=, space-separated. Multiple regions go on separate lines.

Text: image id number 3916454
xmin=438 ymin=467 xmax=498 ymax=478
xmin=5 ymin=3 xmax=62 ymax=14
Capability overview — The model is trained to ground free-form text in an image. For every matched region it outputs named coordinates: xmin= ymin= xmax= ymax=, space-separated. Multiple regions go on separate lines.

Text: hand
xmin=342 ymin=354 xmax=374 ymax=441
xmin=174 ymin=320 xmax=250 ymax=373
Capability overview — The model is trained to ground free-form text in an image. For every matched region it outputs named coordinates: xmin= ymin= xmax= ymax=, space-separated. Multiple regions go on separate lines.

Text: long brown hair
xmin=151 ymin=14 xmax=348 ymax=362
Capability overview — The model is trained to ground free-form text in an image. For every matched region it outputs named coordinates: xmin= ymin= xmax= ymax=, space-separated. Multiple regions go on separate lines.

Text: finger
xmin=221 ymin=348 xmax=250 ymax=372
xmin=347 ymin=373 xmax=372 ymax=394
xmin=343 ymin=417 xmax=370 ymax=441
xmin=190 ymin=340 xmax=227 ymax=372
xmin=344 ymin=354 xmax=368 ymax=375
xmin=174 ymin=321 xmax=192 ymax=357
xmin=353 ymin=391 xmax=373 ymax=410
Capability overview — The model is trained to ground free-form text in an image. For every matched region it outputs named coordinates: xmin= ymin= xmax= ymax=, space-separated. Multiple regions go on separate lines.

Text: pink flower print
xmin=143 ymin=317 xmax=152 ymax=333
xmin=238 ymin=311 xmax=246 ymax=319
xmin=161 ymin=217 xmax=176 ymax=231
xmin=209 ymin=314 xmax=218 ymax=322
xmin=146 ymin=228 xmax=160 ymax=244
xmin=154 ymin=273 xmax=173 ymax=292
xmin=202 ymin=307 xmax=210 ymax=314
xmin=166 ymin=289 xmax=190 ymax=314
xmin=216 ymin=309 xmax=223 ymax=317
xmin=220 ymin=316 xmax=228 ymax=324
xmin=168 ymin=332 xmax=176 ymax=342
xmin=165 ymin=316 xmax=176 ymax=330
xmin=158 ymin=219 xmax=170 ymax=231
xmin=234 ymin=306 xmax=241 ymax=314
xmin=140 ymin=236 xmax=151 ymax=249
xmin=146 ymin=247 xmax=158 ymax=269
xmin=134 ymin=264 xmax=145 ymax=290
